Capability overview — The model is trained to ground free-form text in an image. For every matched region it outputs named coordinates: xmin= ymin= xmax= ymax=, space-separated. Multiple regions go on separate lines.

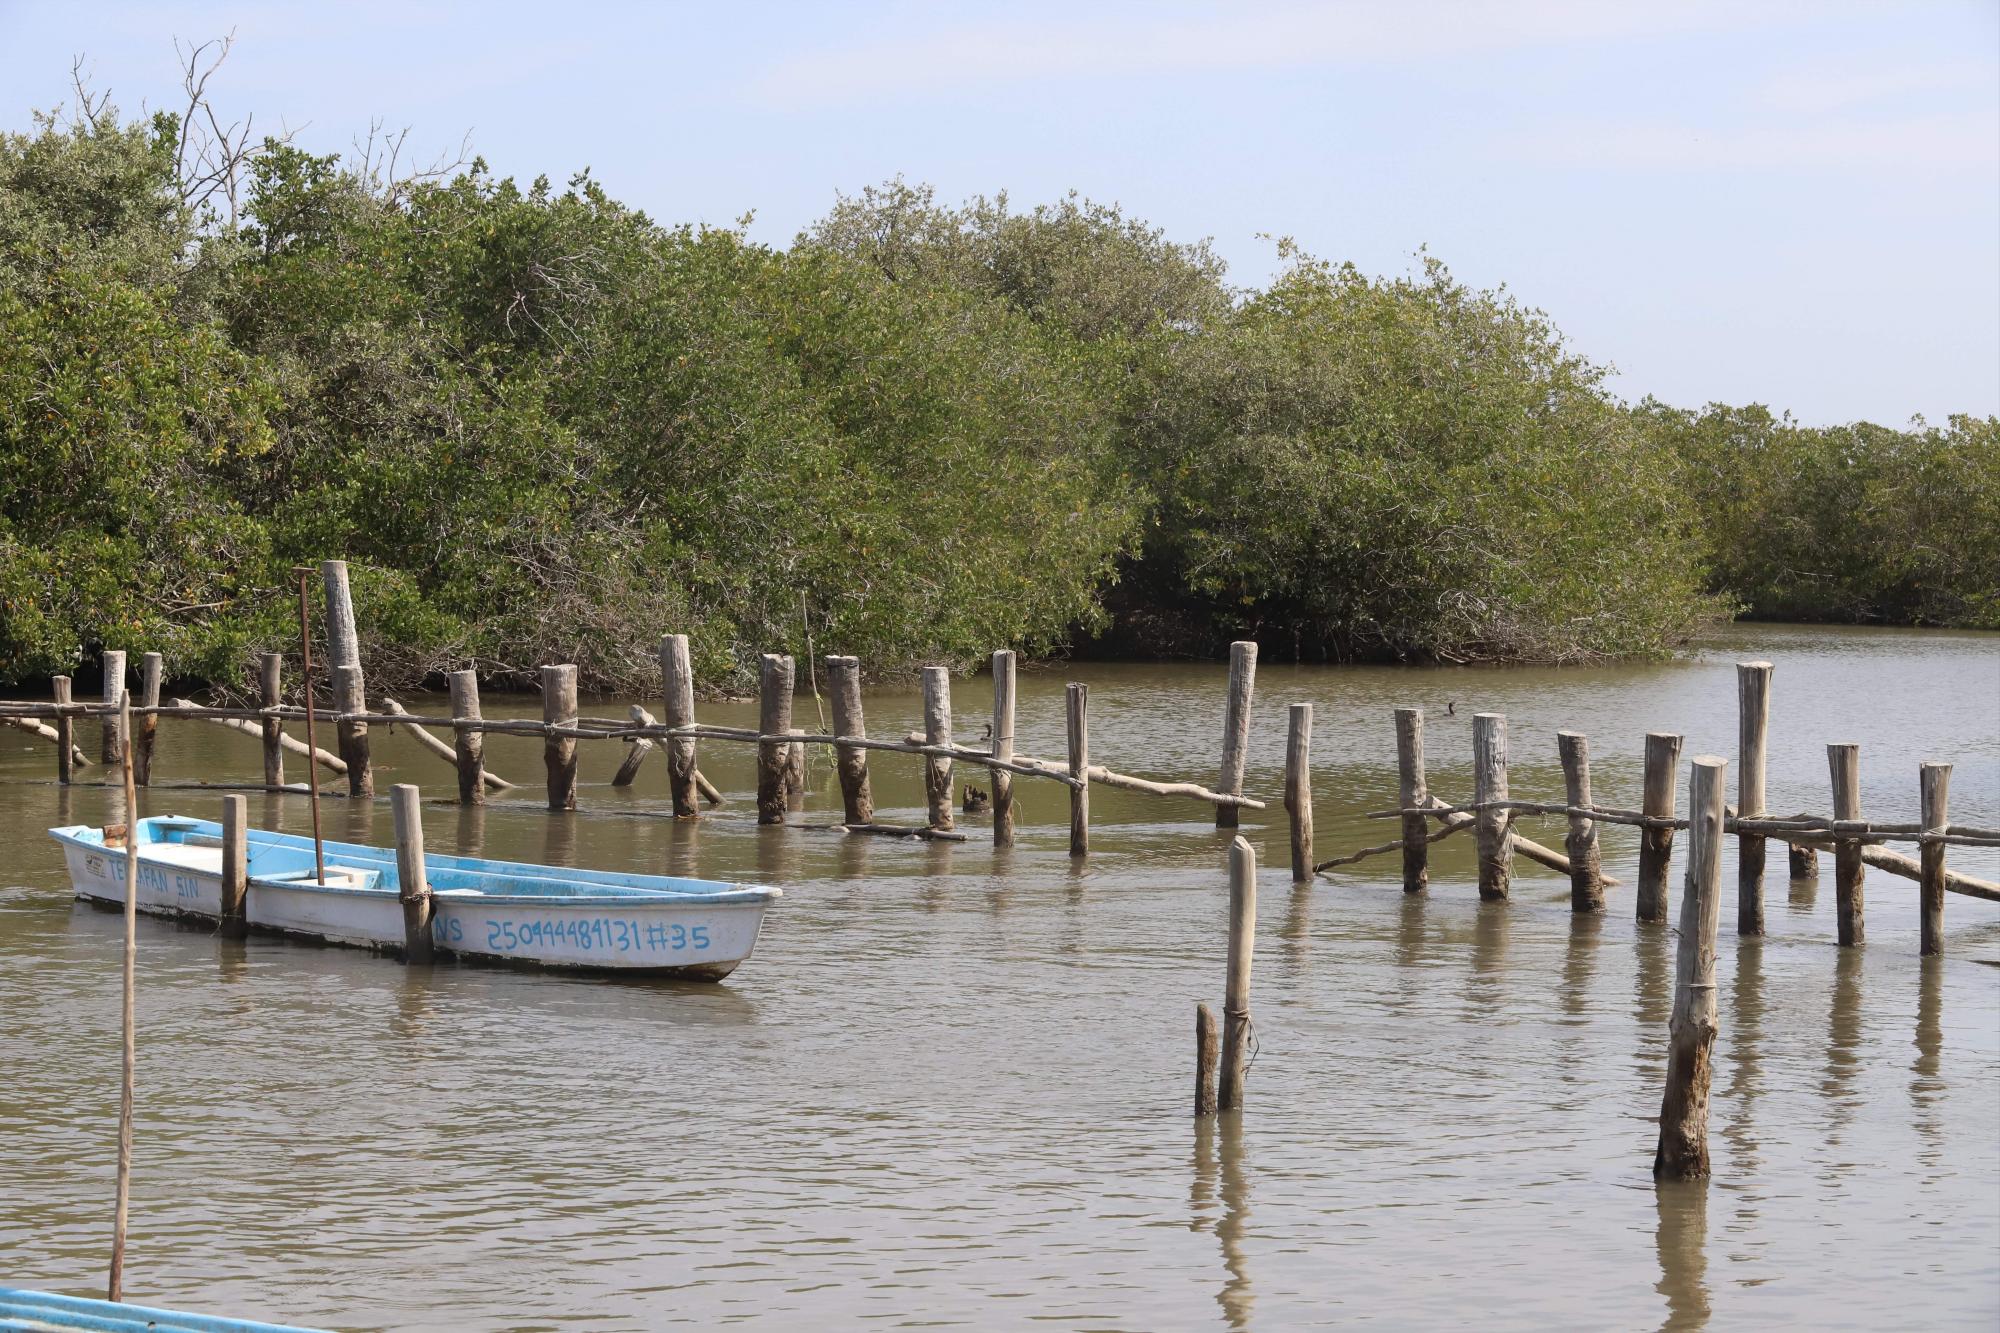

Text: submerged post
xmin=1828 ymin=743 xmax=1863 ymax=947
xmin=448 ymin=670 xmax=484 ymax=805
xmin=1920 ymin=761 xmax=1951 ymax=956
xmin=756 ymin=653 xmax=794 ymax=825
xmin=1473 ymin=713 xmax=1511 ymax=901
xmin=542 ymin=664 xmax=578 ymax=812
xmin=258 ymin=652 xmax=285 ymax=791
xmin=1067 ymin=683 xmax=1089 ymax=857
xmin=922 ymin=666 xmax=954 ymax=831
xmin=134 ymin=652 xmax=162 ymax=786
xmin=1637 ymin=732 xmax=1684 ymax=922
xmin=1736 ymin=661 xmax=1772 ymax=936
xmin=660 ymin=635 xmax=699 ymax=819
xmin=1194 ymin=1002 xmax=1219 ymax=1116
xmin=53 ymin=676 xmax=74 ymax=785
xmin=1394 ymin=707 xmax=1428 ymax=894
xmin=1788 ymin=842 xmax=1820 ymax=880
xmin=219 ymin=793 xmax=248 ymax=939
xmin=1218 ymin=836 xmax=1257 ymax=1112
xmin=1557 ymin=731 xmax=1605 ymax=913
xmin=826 ymin=655 xmax=873 ymax=826
xmin=100 ymin=649 xmax=127 ymax=765
xmin=990 ymin=649 xmax=1018 ymax=847
xmin=1215 ymin=641 xmax=1257 ymax=829
xmin=1654 ymin=753 xmax=1726 ymax=1180
xmin=1285 ymin=703 xmax=1313 ymax=883
xmin=390 ymin=783 xmax=434 ymax=964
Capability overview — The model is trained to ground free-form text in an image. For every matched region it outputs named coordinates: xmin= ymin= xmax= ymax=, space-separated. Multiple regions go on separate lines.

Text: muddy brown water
xmin=2 ymin=624 xmax=1996 ymax=1329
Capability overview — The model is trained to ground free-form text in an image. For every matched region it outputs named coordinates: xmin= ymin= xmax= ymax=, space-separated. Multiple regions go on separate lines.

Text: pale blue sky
xmin=4 ymin=1 xmax=1995 ymax=425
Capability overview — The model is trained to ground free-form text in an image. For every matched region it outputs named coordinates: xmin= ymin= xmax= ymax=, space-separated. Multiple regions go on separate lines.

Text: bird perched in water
xmin=962 ymin=783 xmax=992 ymax=814
xmin=1446 ymin=701 xmax=1457 ymax=716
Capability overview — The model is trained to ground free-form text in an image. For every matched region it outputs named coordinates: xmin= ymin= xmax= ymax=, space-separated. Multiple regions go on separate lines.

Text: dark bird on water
xmin=1446 ymin=701 xmax=1457 ymax=716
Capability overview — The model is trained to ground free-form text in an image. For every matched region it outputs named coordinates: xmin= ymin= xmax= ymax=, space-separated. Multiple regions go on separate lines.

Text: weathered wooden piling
xmin=824 ymin=656 xmax=874 ymax=825
xmin=756 ymin=654 xmax=794 ymax=825
xmin=1067 ymin=683 xmax=1090 ymax=856
xmin=133 ymin=652 xmax=163 ymax=786
xmin=921 ymin=667 xmax=954 ymax=831
xmin=1218 ymin=835 xmax=1257 ymax=1111
xmin=1557 ymin=731 xmax=1605 ymax=913
xmin=258 ymin=652 xmax=285 ymax=790
xmin=786 ymin=728 xmax=807 ymax=810
xmin=448 ymin=670 xmax=484 ymax=805
xmin=1394 ymin=707 xmax=1428 ymax=894
xmin=1654 ymin=753 xmax=1726 ymax=1180
xmin=1637 ymin=732 xmax=1684 ymax=922
xmin=1285 ymin=704 xmax=1313 ymax=883
xmin=323 ymin=559 xmax=372 ymax=798
xmin=1194 ymin=1002 xmax=1219 ymax=1116
xmin=219 ymin=793 xmax=248 ymax=939
xmin=1736 ymin=661 xmax=1773 ymax=936
xmin=1788 ymin=842 xmax=1820 ymax=879
xmin=1473 ymin=713 xmax=1511 ymax=901
xmin=100 ymin=649 xmax=126 ymax=765
xmin=661 ymin=635 xmax=700 ymax=819
xmin=1215 ymin=642 xmax=1257 ymax=829
xmin=390 ymin=783 xmax=435 ymax=963
xmin=991 ymin=649 xmax=1018 ymax=847
xmin=1920 ymin=761 xmax=1951 ymax=956
xmin=53 ymin=676 xmax=74 ymax=784
xmin=542 ymin=664 xmax=579 ymax=812
xmin=1828 ymin=742 xmax=1863 ymax=947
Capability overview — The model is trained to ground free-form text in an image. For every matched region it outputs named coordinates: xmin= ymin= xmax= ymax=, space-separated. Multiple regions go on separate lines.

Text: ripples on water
xmin=1 ymin=625 xmax=1995 ymax=1328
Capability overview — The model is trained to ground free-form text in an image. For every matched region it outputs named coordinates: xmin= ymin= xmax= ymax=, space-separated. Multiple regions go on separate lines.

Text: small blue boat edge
xmin=0 ymin=1286 xmax=325 ymax=1333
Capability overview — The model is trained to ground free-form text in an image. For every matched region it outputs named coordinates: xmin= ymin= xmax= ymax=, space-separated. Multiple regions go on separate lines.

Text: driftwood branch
xmin=4 ymin=714 xmax=91 ymax=769
xmin=382 ymin=698 xmax=515 ymax=792
xmin=169 ymin=697 xmax=345 ymax=774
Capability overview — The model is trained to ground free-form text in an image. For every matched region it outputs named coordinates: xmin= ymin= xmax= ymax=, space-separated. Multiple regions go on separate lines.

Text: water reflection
xmin=1912 ymin=957 xmax=1944 ymax=1167
xmin=542 ymin=812 xmax=578 ymax=869
xmin=1280 ymin=884 xmax=1312 ymax=971
xmin=453 ymin=802 xmax=487 ymax=859
xmin=1654 ymin=1178 xmax=1712 ymax=1331
xmin=1632 ymin=919 xmax=1670 ymax=1090
xmin=1464 ymin=898 xmax=1509 ymax=1018
xmin=1191 ymin=1112 xmax=1254 ymax=1329
xmin=1823 ymin=947 xmax=1864 ymax=1140
xmin=1788 ymin=852 xmax=1818 ymax=913
xmin=1721 ymin=937 xmax=1764 ymax=1172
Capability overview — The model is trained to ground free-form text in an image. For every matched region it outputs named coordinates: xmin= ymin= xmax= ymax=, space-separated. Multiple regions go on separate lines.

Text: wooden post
xmin=1473 ymin=713 xmax=1510 ymax=901
xmin=1557 ymin=731 xmax=1604 ymax=913
xmin=1829 ymin=743 xmax=1863 ymax=947
xmin=1637 ymin=732 xmax=1684 ymax=922
xmin=1394 ymin=707 xmax=1427 ymax=894
xmin=108 ymin=688 xmax=137 ymax=1302
xmin=1216 ymin=641 xmax=1257 ymax=829
xmin=320 ymin=559 xmax=361 ymax=677
xmin=542 ymin=664 xmax=578 ymax=812
xmin=786 ymin=728 xmax=807 ymax=810
xmin=826 ymin=656 xmax=873 ymax=826
xmin=390 ymin=783 xmax=435 ymax=964
xmin=53 ymin=676 xmax=74 ymax=785
xmin=922 ymin=666 xmax=954 ymax=831
xmin=660 ymin=635 xmax=699 ymax=819
xmin=991 ymin=649 xmax=1018 ymax=847
xmin=100 ymin=649 xmax=126 ymax=764
xmin=756 ymin=653 xmax=794 ymax=825
xmin=1285 ymin=703 xmax=1313 ymax=883
xmin=1066 ymin=683 xmax=1089 ymax=857
xmin=1736 ymin=661 xmax=1772 ymax=936
xmin=331 ymin=664 xmax=372 ymax=799
xmin=258 ymin=652 xmax=285 ymax=791
xmin=219 ymin=793 xmax=248 ymax=939
xmin=1194 ymin=1002 xmax=1219 ymax=1116
xmin=1788 ymin=842 xmax=1819 ymax=879
xmin=1920 ymin=761 xmax=1951 ymax=957
xmin=1218 ymin=835 xmax=1257 ymax=1111
xmin=1654 ymin=753 xmax=1726 ymax=1180
xmin=133 ymin=652 xmax=162 ymax=786
xmin=448 ymin=670 xmax=484 ymax=805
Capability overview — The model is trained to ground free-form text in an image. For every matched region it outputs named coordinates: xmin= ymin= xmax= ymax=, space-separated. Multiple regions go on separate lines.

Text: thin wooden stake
xmin=258 ymin=652 xmax=284 ymax=791
xmin=1195 ymin=1002 xmax=1219 ymax=1116
xmin=108 ymin=689 xmax=137 ymax=1302
xmin=1218 ymin=836 xmax=1257 ymax=1111
xmin=1216 ymin=641 xmax=1257 ymax=829
xmin=1285 ymin=703 xmax=1313 ymax=883
xmin=1067 ymin=683 xmax=1089 ymax=857
xmin=219 ymin=793 xmax=248 ymax=939
xmin=542 ymin=664 xmax=579 ymax=812
xmin=756 ymin=654 xmax=794 ymax=825
xmin=1829 ymin=743 xmax=1863 ymax=947
xmin=1736 ymin=661 xmax=1772 ymax=936
xmin=1654 ymin=753 xmax=1726 ymax=1180
xmin=100 ymin=649 xmax=126 ymax=765
xmin=134 ymin=652 xmax=162 ymax=786
xmin=826 ymin=656 xmax=873 ymax=826
xmin=1637 ymin=732 xmax=1684 ymax=923
xmin=991 ymin=649 xmax=1018 ymax=847
xmin=53 ymin=675 xmax=74 ymax=785
xmin=661 ymin=635 xmax=700 ymax=819
xmin=392 ymin=783 xmax=435 ymax=964
xmin=1395 ymin=707 xmax=1427 ymax=894
xmin=922 ymin=667 xmax=954 ymax=832
xmin=1473 ymin=713 xmax=1510 ymax=901
xmin=1920 ymin=761 xmax=1951 ymax=956
xmin=449 ymin=671 xmax=484 ymax=805
xmin=1558 ymin=731 xmax=1604 ymax=913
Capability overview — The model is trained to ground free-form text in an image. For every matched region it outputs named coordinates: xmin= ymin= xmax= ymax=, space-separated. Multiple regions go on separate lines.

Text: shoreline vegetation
xmin=3 ymin=72 xmax=1996 ymax=696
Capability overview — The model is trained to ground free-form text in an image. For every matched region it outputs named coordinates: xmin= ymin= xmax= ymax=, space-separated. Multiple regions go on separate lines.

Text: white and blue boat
xmin=48 ymin=816 xmax=780 ymax=979
xmin=0 ymin=1286 xmax=324 ymax=1332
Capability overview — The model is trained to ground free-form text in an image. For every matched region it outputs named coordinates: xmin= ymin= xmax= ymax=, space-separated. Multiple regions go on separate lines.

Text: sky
xmin=3 ymin=1 xmax=1995 ymax=426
